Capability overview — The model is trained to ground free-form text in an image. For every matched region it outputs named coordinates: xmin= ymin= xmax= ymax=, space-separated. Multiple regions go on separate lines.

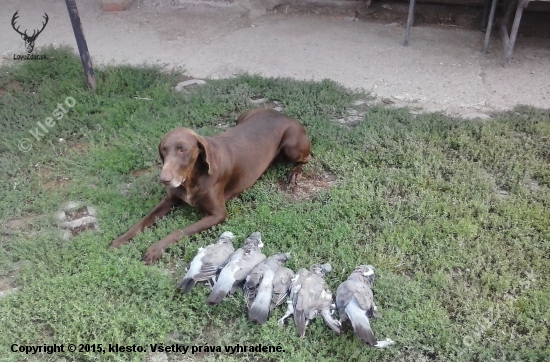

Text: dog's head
xmin=158 ymin=128 xmax=213 ymax=188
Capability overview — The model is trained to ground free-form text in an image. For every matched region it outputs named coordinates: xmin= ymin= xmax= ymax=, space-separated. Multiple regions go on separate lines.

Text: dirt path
xmin=1 ymin=0 xmax=549 ymax=117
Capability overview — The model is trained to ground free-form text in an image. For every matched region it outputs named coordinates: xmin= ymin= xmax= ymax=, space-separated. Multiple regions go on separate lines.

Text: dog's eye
xmin=177 ymin=146 xmax=187 ymax=153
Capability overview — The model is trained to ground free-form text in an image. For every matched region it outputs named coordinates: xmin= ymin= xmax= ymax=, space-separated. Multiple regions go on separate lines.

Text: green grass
xmin=0 ymin=47 xmax=549 ymax=362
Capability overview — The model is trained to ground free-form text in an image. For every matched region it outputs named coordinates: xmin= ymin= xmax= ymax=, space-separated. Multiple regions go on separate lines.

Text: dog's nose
xmin=159 ymin=172 xmax=172 ymax=186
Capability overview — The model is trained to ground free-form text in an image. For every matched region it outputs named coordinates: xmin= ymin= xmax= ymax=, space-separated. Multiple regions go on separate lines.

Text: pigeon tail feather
xmin=206 ymin=278 xmax=233 ymax=305
xmin=179 ymin=278 xmax=197 ymax=294
xmin=346 ymin=299 xmax=376 ymax=345
xmin=206 ymin=287 xmax=230 ymax=305
xmin=248 ymin=289 xmax=271 ymax=324
xmin=321 ymin=309 xmax=342 ymax=334
xmin=294 ymin=310 xmax=307 ymax=337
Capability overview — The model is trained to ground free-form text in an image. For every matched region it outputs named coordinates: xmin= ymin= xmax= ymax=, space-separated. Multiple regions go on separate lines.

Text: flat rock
xmin=367 ymin=99 xmax=386 ymax=107
xmin=334 ymin=114 xmax=364 ymax=125
xmin=57 ymin=203 xmax=99 ymax=238
xmin=250 ymin=97 xmax=269 ymax=105
xmin=497 ymin=189 xmax=509 ymax=199
xmin=87 ymin=207 xmax=98 ymax=216
xmin=60 ymin=216 xmax=97 ymax=230
xmin=63 ymin=201 xmax=83 ymax=212
xmin=175 ymin=79 xmax=206 ymax=92
xmin=461 ymin=112 xmax=491 ymax=120
xmin=57 ymin=211 xmax=68 ymax=222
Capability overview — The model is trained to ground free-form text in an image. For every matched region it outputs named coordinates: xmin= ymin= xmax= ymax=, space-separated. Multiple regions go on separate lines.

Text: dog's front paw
xmin=142 ymin=244 xmax=164 ymax=265
xmin=110 ymin=236 xmax=129 ymax=249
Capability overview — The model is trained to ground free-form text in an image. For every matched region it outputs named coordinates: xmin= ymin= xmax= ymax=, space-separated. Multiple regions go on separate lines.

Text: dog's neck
xmin=175 ymin=161 xmax=207 ymax=206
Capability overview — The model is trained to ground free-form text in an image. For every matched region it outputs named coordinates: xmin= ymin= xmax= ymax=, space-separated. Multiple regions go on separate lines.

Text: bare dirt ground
xmin=1 ymin=0 xmax=549 ymax=118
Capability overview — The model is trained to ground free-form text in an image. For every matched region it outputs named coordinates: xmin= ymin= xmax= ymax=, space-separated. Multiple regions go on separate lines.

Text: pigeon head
xmin=273 ymin=252 xmax=291 ymax=262
xmin=218 ymin=231 xmax=235 ymax=243
xmin=321 ymin=263 xmax=332 ymax=274
xmin=310 ymin=263 xmax=332 ymax=276
xmin=244 ymin=231 xmax=263 ymax=249
xmin=351 ymin=265 xmax=376 ymax=286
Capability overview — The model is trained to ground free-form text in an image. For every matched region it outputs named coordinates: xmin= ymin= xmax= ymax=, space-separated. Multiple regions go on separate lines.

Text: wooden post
xmin=65 ymin=0 xmax=96 ymax=90
xmin=404 ymin=0 xmax=416 ymax=46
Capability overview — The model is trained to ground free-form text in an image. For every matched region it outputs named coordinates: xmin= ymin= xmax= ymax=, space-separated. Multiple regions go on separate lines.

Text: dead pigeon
xmin=244 ymin=252 xmax=293 ymax=324
xmin=271 ymin=265 xmax=295 ymax=310
xmin=278 ymin=263 xmax=341 ymax=337
xmin=206 ymin=231 xmax=266 ymax=305
xmin=336 ymin=265 xmax=395 ymax=348
xmin=177 ymin=231 xmax=235 ymax=294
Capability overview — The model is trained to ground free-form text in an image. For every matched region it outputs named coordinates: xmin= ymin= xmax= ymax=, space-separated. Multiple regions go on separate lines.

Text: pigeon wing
xmin=352 ymin=282 xmax=374 ymax=315
xmin=271 ymin=266 xmax=295 ymax=309
xmin=243 ymin=262 xmax=266 ymax=308
xmin=336 ymin=280 xmax=355 ymax=320
xmin=233 ymin=251 xmax=266 ymax=283
xmin=194 ymin=242 xmax=234 ymax=281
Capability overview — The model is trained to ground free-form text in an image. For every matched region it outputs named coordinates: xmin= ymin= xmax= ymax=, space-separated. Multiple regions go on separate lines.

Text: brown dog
xmin=110 ymin=108 xmax=312 ymax=264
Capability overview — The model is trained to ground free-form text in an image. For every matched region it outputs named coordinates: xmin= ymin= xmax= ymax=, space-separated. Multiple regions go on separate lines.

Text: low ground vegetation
xmin=0 ymin=48 xmax=549 ymax=361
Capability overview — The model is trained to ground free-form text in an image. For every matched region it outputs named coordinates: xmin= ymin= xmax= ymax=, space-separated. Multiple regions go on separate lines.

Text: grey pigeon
xmin=277 ymin=263 xmax=341 ymax=337
xmin=271 ymin=266 xmax=295 ymax=310
xmin=336 ymin=265 xmax=395 ymax=348
xmin=206 ymin=231 xmax=266 ymax=305
xmin=177 ymin=231 xmax=235 ymax=294
xmin=244 ymin=252 xmax=293 ymax=324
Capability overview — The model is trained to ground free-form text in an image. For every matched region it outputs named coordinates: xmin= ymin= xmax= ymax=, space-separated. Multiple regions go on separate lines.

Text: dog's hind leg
xmin=281 ymin=126 xmax=312 ymax=185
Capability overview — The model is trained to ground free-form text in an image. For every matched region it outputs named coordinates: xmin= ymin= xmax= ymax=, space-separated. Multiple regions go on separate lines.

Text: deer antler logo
xmin=11 ymin=11 xmax=49 ymax=54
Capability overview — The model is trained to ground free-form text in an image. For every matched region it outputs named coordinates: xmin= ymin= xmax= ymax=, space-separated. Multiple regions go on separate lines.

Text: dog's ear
xmin=196 ymin=135 xmax=214 ymax=175
xmin=158 ymin=141 xmax=164 ymax=164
